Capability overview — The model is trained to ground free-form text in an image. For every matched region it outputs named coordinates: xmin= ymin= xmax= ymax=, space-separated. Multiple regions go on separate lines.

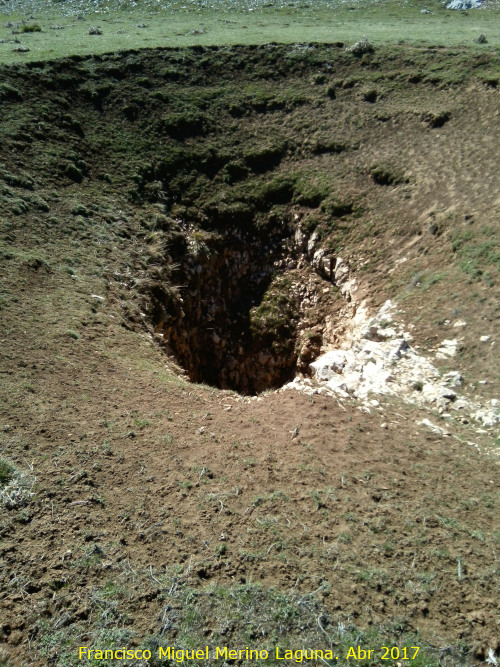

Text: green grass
xmin=452 ymin=227 xmax=500 ymax=284
xmin=0 ymin=456 xmax=15 ymax=487
xmin=29 ymin=564 xmax=475 ymax=666
xmin=1 ymin=0 xmax=499 ymax=65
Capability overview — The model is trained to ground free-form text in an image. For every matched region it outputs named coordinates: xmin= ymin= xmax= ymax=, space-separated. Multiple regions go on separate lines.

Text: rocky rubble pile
xmin=284 ymin=299 xmax=499 ymax=431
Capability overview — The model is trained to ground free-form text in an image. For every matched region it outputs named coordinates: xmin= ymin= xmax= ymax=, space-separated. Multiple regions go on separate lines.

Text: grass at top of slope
xmin=0 ymin=0 xmax=499 ymax=64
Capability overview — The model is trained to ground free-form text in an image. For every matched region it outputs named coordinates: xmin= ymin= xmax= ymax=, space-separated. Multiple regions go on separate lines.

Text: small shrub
xmin=71 ymin=203 xmax=89 ymax=217
xmin=0 ymin=167 xmax=34 ymax=190
xmin=159 ymin=111 xmax=208 ymax=139
xmin=370 ymin=163 xmax=408 ymax=186
xmin=293 ymin=178 xmax=329 ymax=208
xmin=64 ymin=163 xmax=83 ymax=183
xmin=346 ymin=37 xmax=374 ymax=56
xmin=244 ymin=143 xmax=286 ymax=172
xmin=0 ymin=458 xmax=15 ymax=488
xmin=422 ymin=110 xmax=451 ymax=128
xmin=0 ymin=83 xmax=23 ymax=102
xmin=362 ymin=88 xmax=378 ymax=103
xmin=216 ymin=543 xmax=227 ymax=557
xmin=338 ymin=531 xmax=352 ymax=544
xmin=28 ymin=194 xmax=50 ymax=212
xmin=312 ymin=139 xmax=348 ymax=155
xmin=480 ymin=77 xmax=498 ymax=89
xmin=0 ymin=460 xmax=35 ymax=508
xmin=204 ymin=200 xmax=254 ymax=227
xmin=255 ymin=175 xmax=296 ymax=208
xmin=321 ymin=196 xmax=353 ymax=217
xmin=312 ymin=74 xmax=326 ymax=85
xmin=302 ymin=216 xmax=321 ymax=235
xmin=21 ymin=24 xmax=41 ymax=33
xmin=25 ymin=256 xmax=51 ymax=272
xmin=221 ymin=161 xmax=248 ymax=184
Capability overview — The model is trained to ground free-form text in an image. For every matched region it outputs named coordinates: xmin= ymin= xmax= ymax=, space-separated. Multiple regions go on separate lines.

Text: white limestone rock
xmin=446 ymin=0 xmax=483 ymax=9
xmin=418 ymin=419 xmax=450 ymax=436
xmin=436 ymin=339 xmax=458 ymax=359
xmin=312 ymin=249 xmax=334 ymax=280
xmin=473 ymin=408 xmax=499 ymax=428
xmin=334 ymin=257 xmax=350 ymax=287
xmin=443 ymin=371 xmax=463 ymax=387
xmin=285 ymin=286 xmax=493 ymax=431
xmin=294 ymin=226 xmax=307 ymax=252
xmin=307 ymin=230 xmax=319 ymax=258
xmin=310 ymin=350 xmax=347 ymax=380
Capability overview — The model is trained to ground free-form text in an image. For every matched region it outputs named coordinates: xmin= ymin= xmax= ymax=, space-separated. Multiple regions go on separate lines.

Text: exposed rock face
xmin=151 ymin=217 xmax=362 ymax=394
xmin=157 ymin=226 xmax=298 ymax=395
xmin=446 ymin=0 xmax=483 ymax=8
xmin=310 ymin=350 xmax=348 ymax=380
xmin=284 ymin=300 xmax=499 ymax=430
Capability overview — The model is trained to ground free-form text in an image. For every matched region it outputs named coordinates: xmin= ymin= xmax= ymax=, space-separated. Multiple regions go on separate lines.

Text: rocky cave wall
xmin=146 ymin=214 xmax=355 ymax=395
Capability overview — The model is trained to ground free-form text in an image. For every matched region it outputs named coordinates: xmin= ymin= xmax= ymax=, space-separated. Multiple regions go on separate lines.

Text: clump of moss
xmin=321 ymin=196 xmax=354 ymax=217
xmin=369 ymin=163 xmax=408 ymax=186
xmin=0 ymin=82 xmax=23 ymax=102
xmin=64 ymin=163 xmax=83 ymax=183
xmin=421 ymin=110 xmax=451 ymax=128
xmin=244 ymin=143 xmax=286 ymax=173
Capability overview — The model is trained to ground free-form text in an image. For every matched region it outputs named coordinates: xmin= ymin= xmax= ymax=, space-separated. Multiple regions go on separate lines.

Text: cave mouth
xmin=146 ymin=218 xmax=331 ymax=396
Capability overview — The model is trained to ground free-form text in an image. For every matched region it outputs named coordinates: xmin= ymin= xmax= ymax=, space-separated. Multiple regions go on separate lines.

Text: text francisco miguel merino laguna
xmin=78 ymin=645 xmax=379 ymax=662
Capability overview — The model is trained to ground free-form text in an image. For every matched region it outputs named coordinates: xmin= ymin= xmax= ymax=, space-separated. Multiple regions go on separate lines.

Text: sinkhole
xmin=145 ymin=216 xmax=339 ymax=396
